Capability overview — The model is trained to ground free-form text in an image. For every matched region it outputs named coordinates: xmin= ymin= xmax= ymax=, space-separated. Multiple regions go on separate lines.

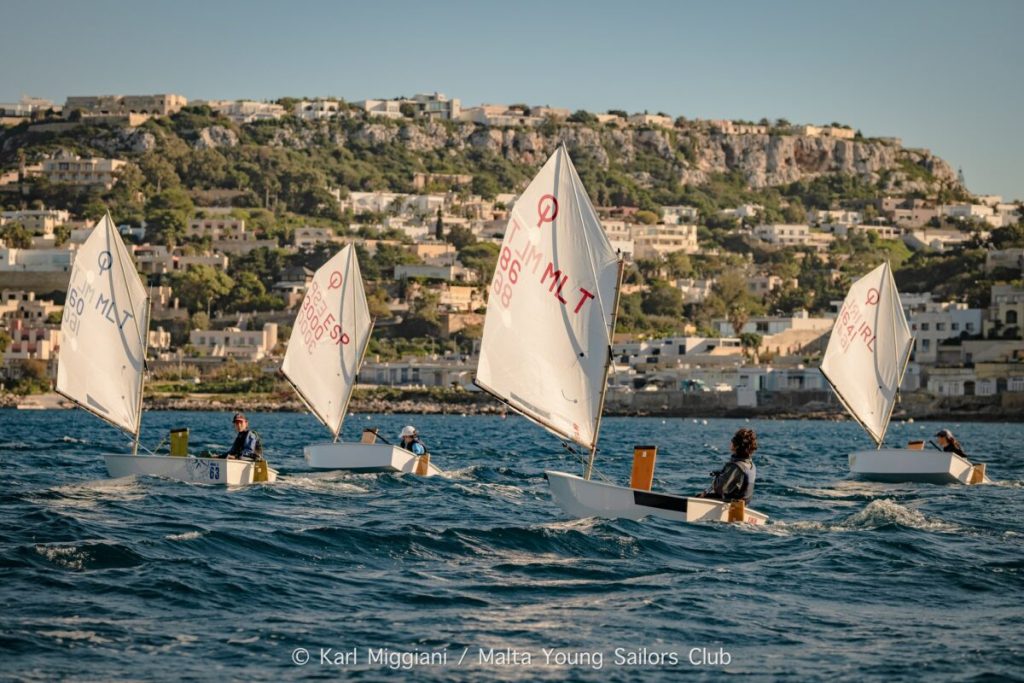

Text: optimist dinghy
xmin=57 ymin=215 xmax=277 ymax=485
xmin=475 ymin=146 xmax=766 ymax=524
xmin=282 ymin=245 xmax=441 ymax=476
xmin=821 ymin=262 xmax=989 ymax=485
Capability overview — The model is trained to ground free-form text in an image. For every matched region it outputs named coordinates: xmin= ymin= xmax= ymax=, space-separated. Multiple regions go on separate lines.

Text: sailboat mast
xmin=584 ymin=258 xmax=624 ymax=481
xmin=132 ymin=298 xmax=151 ymax=455
xmin=334 ymin=317 xmax=375 ymax=442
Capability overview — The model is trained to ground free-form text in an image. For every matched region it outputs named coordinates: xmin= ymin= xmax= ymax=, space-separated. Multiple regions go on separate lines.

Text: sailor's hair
xmin=732 ymin=428 xmax=758 ymax=458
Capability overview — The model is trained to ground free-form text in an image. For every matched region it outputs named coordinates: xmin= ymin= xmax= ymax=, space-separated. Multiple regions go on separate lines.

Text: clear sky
xmin=2 ymin=0 xmax=1021 ymax=200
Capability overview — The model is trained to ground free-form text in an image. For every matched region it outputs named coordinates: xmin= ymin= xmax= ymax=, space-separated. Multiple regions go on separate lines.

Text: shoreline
xmin=4 ymin=391 xmax=1023 ymax=422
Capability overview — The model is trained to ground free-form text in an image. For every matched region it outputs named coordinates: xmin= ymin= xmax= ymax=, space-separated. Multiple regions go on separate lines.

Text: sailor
xmin=935 ymin=429 xmax=967 ymax=459
xmin=699 ymin=428 xmax=757 ymax=503
xmin=223 ymin=413 xmax=263 ymax=461
xmin=399 ymin=425 xmax=427 ymax=456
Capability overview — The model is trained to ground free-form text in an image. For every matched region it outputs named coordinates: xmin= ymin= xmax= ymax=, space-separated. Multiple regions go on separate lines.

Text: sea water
xmin=1 ymin=410 xmax=1022 ymax=681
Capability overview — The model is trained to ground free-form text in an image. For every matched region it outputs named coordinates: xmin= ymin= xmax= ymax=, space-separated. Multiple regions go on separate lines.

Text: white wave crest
xmin=771 ymin=499 xmax=961 ymax=535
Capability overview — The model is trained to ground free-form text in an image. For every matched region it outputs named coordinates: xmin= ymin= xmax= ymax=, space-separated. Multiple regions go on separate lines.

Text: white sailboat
xmin=476 ymin=146 xmax=767 ymax=524
xmin=58 ymin=214 xmax=277 ymax=485
xmin=283 ymin=245 xmax=441 ymax=476
xmin=821 ymin=262 xmax=989 ymax=484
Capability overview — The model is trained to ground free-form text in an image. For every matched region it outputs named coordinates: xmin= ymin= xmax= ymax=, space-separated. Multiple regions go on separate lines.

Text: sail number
xmin=64 ymin=282 xmax=135 ymax=336
xmin=492 ymin=218 xmax=598 ymax=317
xmin=836 ymin=300 xmax=876 ymax=353
xmin=298 ymin=280 xmax=350 ymax=354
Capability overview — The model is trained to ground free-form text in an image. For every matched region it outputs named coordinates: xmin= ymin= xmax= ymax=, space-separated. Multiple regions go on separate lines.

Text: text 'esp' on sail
xmin=56 ymin=214 xmax=149 ymax=436
xmin=820 ymin=262 xmax=913 ymax=446
xmin=281 ymin=244 xmax=372 ymax=439
xmin=476 ymin=145 xmax=621 ymax=450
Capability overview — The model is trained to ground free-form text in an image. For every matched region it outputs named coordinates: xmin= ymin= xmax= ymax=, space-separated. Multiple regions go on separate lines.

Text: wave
xmin=34 ymin=541 xmax=145 ymax=571
xmin=773 ymin=499 xmax=962 ymax=535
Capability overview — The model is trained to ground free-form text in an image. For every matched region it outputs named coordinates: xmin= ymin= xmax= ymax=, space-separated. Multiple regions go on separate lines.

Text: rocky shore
xmin=3 ymin=390 xmax=1022 ymax=422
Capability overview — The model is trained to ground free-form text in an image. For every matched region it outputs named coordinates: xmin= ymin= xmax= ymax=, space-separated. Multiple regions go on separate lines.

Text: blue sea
xmin=1 ymin=410 xmax=1022 ymax=681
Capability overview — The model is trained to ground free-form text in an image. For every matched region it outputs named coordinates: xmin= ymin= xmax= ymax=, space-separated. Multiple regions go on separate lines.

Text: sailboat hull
xmin=304 ymin=443 xmax=442 ymax=476
xmin=848 ymin=448 xmax=990 ymax=484
xmin=104 ymin=454 xmax=278 ymax=485
xmin=545 ymin=471 xmax=768 ymax=525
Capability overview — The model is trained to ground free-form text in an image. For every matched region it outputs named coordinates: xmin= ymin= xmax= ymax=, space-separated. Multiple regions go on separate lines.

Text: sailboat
xmin=283 ymin=244 xmax=441 ymax=475
xmin=820 ymin=262 xmax=989 ymax=484
xmin=475 ymin=146 xmax=767 ymax=524
xmin=58 ymin=214 xmax=277 ymax=485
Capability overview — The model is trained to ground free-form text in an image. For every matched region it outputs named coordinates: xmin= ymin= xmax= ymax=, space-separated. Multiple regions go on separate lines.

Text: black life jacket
xmin=714 ymin=457 xmax=756 ymax=503
xmin=229 ymin=429 xmax=264 ymax=460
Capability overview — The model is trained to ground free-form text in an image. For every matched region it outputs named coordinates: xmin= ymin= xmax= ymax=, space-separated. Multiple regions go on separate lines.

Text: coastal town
xmin=1 ymin=92 xmax=1022 ymax=419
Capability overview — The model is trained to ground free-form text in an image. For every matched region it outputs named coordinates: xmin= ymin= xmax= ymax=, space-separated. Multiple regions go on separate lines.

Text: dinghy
xmin=282 ymin=245 xmax=441 ymax=476
xmin=475 ymin=146 xmax=766 ymax=524
xmin=57 ymin=214 xmax=277 ymax=485
xmin=820 ymin=262 xmax=989 ymax=484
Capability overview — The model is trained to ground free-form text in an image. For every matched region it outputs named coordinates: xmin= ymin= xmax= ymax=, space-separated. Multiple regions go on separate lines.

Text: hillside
xmin=0 ymin=105 xmax=967 ymax=225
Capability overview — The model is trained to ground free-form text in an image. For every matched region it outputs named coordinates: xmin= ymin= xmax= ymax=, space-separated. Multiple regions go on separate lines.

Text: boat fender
xmin=728 ymin=500 xmax=746 ymax=523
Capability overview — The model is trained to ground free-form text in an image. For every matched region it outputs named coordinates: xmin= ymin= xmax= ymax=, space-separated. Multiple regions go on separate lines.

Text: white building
xmin=189 ymin=324 xmax=279 ymax=361
xmin=0 ymin=246 xmax=74 ymax=272
xmin=293 ymin=99 xmax=342 ymax=120
xmin=676 ymin=278 xmax=714 ymax=304
xmin=905 ymin=302 xmax=983 ymax=364
xmin=809 ymin=209 xmax=862 ymax=226
xmin=713 ymin=311 xmax=832 ymax=337
xmin=661 ymin=206 xmax=701 ymax=224
xmin=632 ymin=224 xmax=698 ymax=259
xmin=0 ymin=209 xmax=71 ymax=234
xmin=902 ymin=228 xmax=975 ymax=252
xmin=42 ymin=153 xmax=126 ymax=190
xmin=201 ymin=100 xmax=285 ymax=124
xmin=602 ymin=220 xmax=635 ymax=261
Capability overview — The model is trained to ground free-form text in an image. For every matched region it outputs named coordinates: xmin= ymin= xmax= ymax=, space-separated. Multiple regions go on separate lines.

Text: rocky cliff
xmin=1 ymin=113 xmax=961 ymax=197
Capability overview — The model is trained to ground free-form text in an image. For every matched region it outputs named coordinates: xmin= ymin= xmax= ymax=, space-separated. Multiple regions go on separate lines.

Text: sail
xmin=281 ymin=244 xmax=372 ymax=439
xmin=820 ymin=262 xmax=913 ymax=446
xmin=56 ymin=214 xmax=149 ymax=436
xmin=476 ymin=145 xmax=621 ymax=450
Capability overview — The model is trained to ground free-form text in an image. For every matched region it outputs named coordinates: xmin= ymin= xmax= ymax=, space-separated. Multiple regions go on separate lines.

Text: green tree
xmin=0 ymin=222 xmax=32 ymax=248
xmin=145 ymin=188 xmax=194 ymax=247
xmin=458 ymin=242 xmax=499 ymax=285
xmin=635 ymin=210 xmax=660 ymax=225
xmin=445 ymin=225 xmax=477 ymax=250
xmin=641 ymin=281 xmax=683 ymax=316
xmin=709 ymin=270 xmax=763 ymax=335
xmin=171 ymin=265 xmax=234 ymax=314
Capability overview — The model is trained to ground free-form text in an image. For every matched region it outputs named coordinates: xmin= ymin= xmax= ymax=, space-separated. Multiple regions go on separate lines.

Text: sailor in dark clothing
xmin=699 ymin=428 xmax=757 ymax=503
xmin=935 ymin=429 xmax=967 ymax=459
xmin=223 ymin=412 xmax=263 ymax=461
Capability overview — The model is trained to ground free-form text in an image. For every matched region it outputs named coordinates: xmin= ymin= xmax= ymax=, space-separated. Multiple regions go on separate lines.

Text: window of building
xmin=936 ymin=322 xmax=945 ymax=331
xmin=1008 ymin=310 xmax=1019 ymax=325
xmin=921 ymin=339 xmax=930 ymax=349
xmin=952 ymin=322 xmax=960 ymax=331
xmin=920 ymin=323 xmax=929 ymax=331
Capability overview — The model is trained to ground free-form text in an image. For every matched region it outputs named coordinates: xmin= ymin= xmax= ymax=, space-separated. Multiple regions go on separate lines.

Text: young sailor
xmin=399 ymin=425 xmax=427 ymax=456
xmin=699 ymin=428 xmax=757 ymax=503
xmin=935 ymin=429 xmax=967 ymax=459
xmin=223 ymin=413 xmax=263 ymax=461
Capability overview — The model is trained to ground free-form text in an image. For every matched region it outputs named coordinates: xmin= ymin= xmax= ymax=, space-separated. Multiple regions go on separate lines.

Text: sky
xmin=1 ymin=0 xmax=1021 ymax=200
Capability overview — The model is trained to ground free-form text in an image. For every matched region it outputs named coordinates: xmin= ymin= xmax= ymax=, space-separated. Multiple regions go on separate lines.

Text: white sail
xmin=57 ymin=214 xmax=149 ymax=436
xmin=820 ymin=262 xmax=913 ymax=446
xmin=476 ymin=145 xmax=622 ymax=450
xmin=282 ymin=244 xmax=372 ymax=439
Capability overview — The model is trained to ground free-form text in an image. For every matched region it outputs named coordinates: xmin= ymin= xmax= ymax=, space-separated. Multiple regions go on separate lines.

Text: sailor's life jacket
xmin=227 ymin=429 xmax=264 ymax=460
xmin=402 ymin=437 xmax=427 ymax=456
xmin=942 ymin=442 xmax=967 ymax=459
xmin=708 ymin=457 xmax=756 ymax=503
